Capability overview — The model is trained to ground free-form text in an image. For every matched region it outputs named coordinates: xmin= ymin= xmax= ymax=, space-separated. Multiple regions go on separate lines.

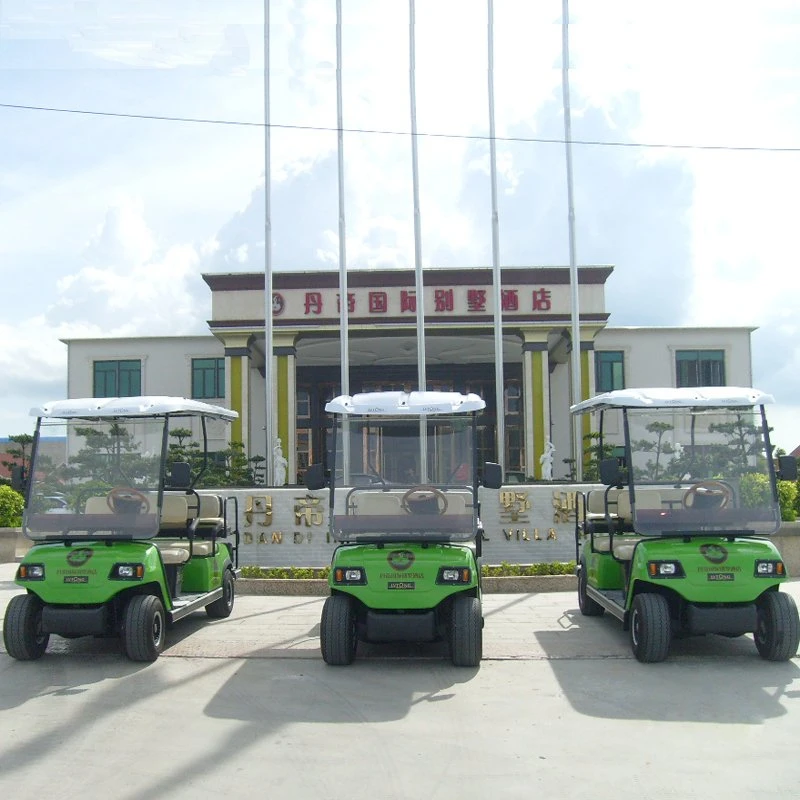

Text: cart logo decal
xmin=66 ymin=548 xmax=94 ymax=567
xmin=706 ymin=572 xmax=734 ymax=582
xmin=699 ymin=544 xmax=728 ymax=564
xmin=387 ymin=550 xmax=415 ymax=571
xmin=64 ymin=575 xmax=89 ymax=584
xmin=388 ymin=581 xmax=416 ymax=590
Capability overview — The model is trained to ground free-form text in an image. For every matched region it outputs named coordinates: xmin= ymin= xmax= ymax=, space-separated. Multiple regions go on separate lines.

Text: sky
xmin=1 ymin=0 xmax=800 ymax=449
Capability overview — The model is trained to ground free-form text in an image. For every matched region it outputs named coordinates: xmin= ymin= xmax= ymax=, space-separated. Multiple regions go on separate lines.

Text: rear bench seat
xmin=591 ymin=490 xmax=662 ymax=560
xmin=354 ymin=491 xmax=472 ymax=516
xmin=85 ymin=491 xmax=223 ymax=559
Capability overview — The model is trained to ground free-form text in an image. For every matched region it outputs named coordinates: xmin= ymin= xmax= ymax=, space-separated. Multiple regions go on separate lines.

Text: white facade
xmin=63 ymin=325 xmax=756 ymax=482
xmin=64 ymin=335 xmax=230 ymax=453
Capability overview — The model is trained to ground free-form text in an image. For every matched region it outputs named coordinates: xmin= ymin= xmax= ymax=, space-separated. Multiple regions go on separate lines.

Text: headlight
xmin=436 ymin=567 xmax=472 ymax=584
xmin=754 ymin=560 xmax=785 ymax=577
xmin=18 ymin=563 xmax=45 ymax=581
xmin=333 ymin=567 xmax=366 ymax=585
xmin=647 ymin=560 xmax=685 ymax=578
xmin=110 ymin=563 xmax=144 ymax=581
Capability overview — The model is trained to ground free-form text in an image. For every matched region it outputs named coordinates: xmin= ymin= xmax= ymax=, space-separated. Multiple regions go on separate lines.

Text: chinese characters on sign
xmin=296 ymin=288 xmax=552 ymax=317
xmin=242 ymin=494 xmax=324 ymax=545
xmin=241 ymin=490 xmax=578 ymax=546
xmin=497 ymin=490 xmax=568 ymax=542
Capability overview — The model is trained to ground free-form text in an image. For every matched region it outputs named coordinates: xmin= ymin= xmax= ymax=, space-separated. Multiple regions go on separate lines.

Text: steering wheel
xmin=401 ymin=485 xmax=449 ymax=515
xmin=107 ymin=487 xmax=151 ymax=514
xmin=682 ymin=480 xmax=733 ymax=510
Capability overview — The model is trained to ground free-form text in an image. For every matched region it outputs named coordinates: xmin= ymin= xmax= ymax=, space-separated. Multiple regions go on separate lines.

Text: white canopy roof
xmin=571 ymin=386 xmax=774 ymax=414
xmin=326 ymin=390 xmax=486 ymax=416
xmin=31 ymin=396 xmax=238 ymax=421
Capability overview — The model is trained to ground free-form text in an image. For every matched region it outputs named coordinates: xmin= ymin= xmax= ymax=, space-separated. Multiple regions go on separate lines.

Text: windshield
xmin=24 ymin=416 xmax=167 ymax=540
xmin=623 ymin=405 xmax=780 ymax=536
xmin=329 ymin=413 xmax=478 ymax=544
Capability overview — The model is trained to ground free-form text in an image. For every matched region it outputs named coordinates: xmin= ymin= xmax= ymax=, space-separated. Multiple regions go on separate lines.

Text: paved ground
xmin=2 ymin=561 xmax=800 ymax=799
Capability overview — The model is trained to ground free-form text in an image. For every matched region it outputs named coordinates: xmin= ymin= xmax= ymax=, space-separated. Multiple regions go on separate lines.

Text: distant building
xmin=62 ymin=266 xmax=755 ymax=483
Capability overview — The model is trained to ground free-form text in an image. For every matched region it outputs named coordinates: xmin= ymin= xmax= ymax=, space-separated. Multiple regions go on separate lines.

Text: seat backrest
xmin=586 ymin=490 xmax=607 ymax=515
xmin=197 ymin=493 xmax=223 ymax=519
xmin=85 ymin=496 xmax=109 ymax=515
xmin=355 ymin=493 xmax=403 ymax=515
xmin=84 ymin=492 xmax=189 ymax=528
xmin=442 ymin=493 xmax=471 ymax=515
xmin=617 ymin=490 xmax=662 ymax=523
xmin=158 ymin=494 xmax=190 ymax=528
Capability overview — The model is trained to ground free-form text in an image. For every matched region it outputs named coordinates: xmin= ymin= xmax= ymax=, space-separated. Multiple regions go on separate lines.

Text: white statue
xmin=273 ymin=438 xmax=288 ymax=486
xmin=539 ymin=439 xmax=556 ymax=481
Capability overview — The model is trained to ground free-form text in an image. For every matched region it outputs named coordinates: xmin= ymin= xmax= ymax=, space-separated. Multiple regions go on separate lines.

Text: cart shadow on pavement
xmin=534 ymin=606 xmax=800 ymax=724
xmin=123 ymin=657 xmax=476 ymax=800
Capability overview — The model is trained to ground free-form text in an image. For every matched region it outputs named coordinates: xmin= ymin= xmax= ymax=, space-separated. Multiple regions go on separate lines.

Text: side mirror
xmin=778 ymin=455 xmax=798 ymax=482
xmin=482 ymin=462 xmax=503 ymax=489
xmin=304 ymin=463 xmax=327 ymax=491
xmin=10 ymin=465 xmax=26 ymax=493
xmin=599 ymin=457 xmax=625 ymax=487
xmin=168 ymin=461 xmax=192 ymax=489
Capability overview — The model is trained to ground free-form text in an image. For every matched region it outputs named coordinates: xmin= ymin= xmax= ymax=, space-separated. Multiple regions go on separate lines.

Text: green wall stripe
xmin=532 ymin=350 xmax=545 ymax=478
xmin=580 ymin=349 xmax=591 ymax=463
xmin=230 ymin=356 xmax=243 ymax=444
xmin=277 ymin=355 xmax=289 ymax=450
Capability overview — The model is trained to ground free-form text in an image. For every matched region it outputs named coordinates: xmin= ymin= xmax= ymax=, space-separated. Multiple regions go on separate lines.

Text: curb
xmin=236 ymin=574 xmax=577 ymax=596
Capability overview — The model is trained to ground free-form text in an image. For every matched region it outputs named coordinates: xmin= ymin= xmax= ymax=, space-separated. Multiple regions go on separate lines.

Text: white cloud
xmin=2 ymin=0 xmax=800 ymax=449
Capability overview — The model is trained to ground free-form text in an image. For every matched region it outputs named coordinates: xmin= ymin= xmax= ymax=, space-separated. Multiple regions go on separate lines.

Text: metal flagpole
xmin=263 ymin=0 xmax=275 ymax=485
xmin=336 ymin=0 xmax=351 ymax=479
xmin=409 ymin=0 xmax=425 ymax=394
xmin=561 ymin=0 xmax=583 ymax=481
xmin=488 ymin=0 xmax=505 ymax=474
xmin=409 ymin=0 xmax=428 ymax=481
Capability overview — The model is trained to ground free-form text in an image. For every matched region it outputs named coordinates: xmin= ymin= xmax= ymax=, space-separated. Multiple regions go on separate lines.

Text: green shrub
xmin=238 ymin=562 xmax=576 ymax=579
xmin=740 ymin=474 xmax=797 ymax=522
xmin=482 ymin=561 xmax=575 ymax=577
xmin=0 ymin=485 xmax=24 ymax=527
xmin=240 ymin=565 xmax=330 ymax=579
xmin=739 ymin=473 xmax=771 ymax=508
xmin=778 ymin=480 xmax=798 ymax=522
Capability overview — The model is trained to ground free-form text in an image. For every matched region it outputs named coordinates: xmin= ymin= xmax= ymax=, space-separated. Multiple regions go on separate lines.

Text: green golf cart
xmin=305 ymin=390 xmax=503 ymax=667
xmin=572 ymin=387 xmax=799 ymax=663
xmin=3 ymin=396 xmax=241 ymax=662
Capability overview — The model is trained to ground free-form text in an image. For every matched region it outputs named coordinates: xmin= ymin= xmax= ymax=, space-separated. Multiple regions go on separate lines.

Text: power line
xmin=1 ymin=100 xmax=799 ymax=153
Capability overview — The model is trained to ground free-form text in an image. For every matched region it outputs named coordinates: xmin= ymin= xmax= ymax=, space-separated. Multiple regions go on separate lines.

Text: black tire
xmin=630 ymin=593 xmax=671 ymax=663
xmin=320 ymin=595 xmax=357 ymax=665
xmin=123 ymin=595 xmax=165 ymax=662
xmin=3 ymin=594 xmax=49 ymax=660
xmin=206 ymin=569 xmax=235 ymax=619
xmin=451 ymin=594 xmax=482 ymax=667
xmin=578 ymin=562 xmax=605 ymax=617
xmin=754 ymin=592 xmax=800 ymax=662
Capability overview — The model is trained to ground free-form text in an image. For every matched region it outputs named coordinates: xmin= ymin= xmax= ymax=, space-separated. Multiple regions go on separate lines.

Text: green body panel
xmin=629 ymin=536 xmax=786 ymax=603
xmin=181 ymin=544 xmax=229 ymax=593
xmin=15 ymin=541 xmax=169 ymax=605
xmin=585 ymin=548 xmax=625 ymax=589
xmin=330 ymin=543 xmax=479 ymax=610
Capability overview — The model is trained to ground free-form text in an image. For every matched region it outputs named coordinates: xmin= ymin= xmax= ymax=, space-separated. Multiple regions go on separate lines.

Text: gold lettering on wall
xmin=294 ymin=495 xmax=324 ymax=527
xmin=245 ymin=495 xmax=273 ymax=527
xmin=552 ymin=491 xmax=577 ymax=524
xmin=502 ymin=527 xmax=555 ymax=543
xmin=499 ymin=491 xmax=531 ymax=523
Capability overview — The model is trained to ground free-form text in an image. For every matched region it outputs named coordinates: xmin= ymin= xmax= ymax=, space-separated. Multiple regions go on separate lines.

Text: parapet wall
xmin=6 ymin=494 xmax=800 ymax=576
xmin=226 ymin=484 xmax=591 ymax=568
